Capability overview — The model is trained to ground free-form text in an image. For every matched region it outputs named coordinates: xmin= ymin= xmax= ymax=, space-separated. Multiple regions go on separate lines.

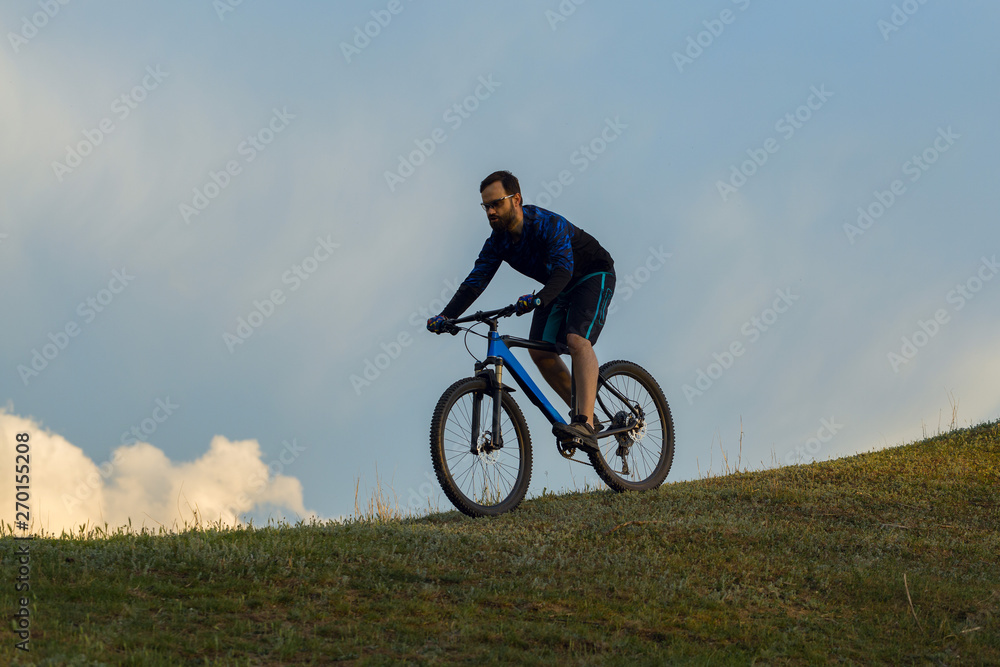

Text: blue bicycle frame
xmin=486 ymin=331 xmax=568 ymax=427
xmin=451 ymin=305 xmax=639 ymax=454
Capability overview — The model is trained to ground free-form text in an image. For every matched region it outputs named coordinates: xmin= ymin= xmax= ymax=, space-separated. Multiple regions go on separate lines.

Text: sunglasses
xmin=480 ymin=194 xmax=516 ymax=211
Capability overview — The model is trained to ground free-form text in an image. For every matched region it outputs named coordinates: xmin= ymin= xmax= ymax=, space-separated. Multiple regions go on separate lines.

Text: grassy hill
xmin=2 ymin=421 xmax=998 ymax=665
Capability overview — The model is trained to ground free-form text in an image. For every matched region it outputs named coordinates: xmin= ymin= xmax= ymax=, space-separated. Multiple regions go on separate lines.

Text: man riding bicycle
xmin=426 ymin=170 xmax=616 ymax=452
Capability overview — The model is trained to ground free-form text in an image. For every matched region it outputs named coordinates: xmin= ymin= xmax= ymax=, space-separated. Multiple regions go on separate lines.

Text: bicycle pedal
xmin=564 ymin=436 xmax=599 ymax=455
xmin=552 ymin=423 xmax=599 ymax=454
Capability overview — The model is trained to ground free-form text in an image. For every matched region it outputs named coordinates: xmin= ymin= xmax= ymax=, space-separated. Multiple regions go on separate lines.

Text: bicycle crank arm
xmin=595 ymin=425 xmax=639 ymax=439
xmin=555 ymin=434 xmax=599 ymax=455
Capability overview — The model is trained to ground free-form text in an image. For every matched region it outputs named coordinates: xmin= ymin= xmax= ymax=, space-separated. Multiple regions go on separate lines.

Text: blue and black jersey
xmin=441 ymin=205 xmax=614 ymax=319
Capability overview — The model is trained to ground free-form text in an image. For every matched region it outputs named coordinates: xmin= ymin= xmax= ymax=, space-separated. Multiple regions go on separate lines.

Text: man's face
xmin=481 ymin=181 xmax=520 ymax=233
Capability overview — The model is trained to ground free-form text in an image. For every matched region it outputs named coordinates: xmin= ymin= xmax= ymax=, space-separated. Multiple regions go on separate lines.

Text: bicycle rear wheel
xmin=429 ymin=377 xmax=532 ymax=517
xmin=588 ymin=360 xmax=674 ymax=492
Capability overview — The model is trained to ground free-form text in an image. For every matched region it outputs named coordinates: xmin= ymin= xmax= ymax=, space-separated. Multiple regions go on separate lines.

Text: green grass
xmin=2 ymin=421 xmax=998 ymax=665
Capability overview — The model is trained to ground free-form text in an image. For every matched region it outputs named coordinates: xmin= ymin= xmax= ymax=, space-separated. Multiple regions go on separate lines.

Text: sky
xmin=2 ymin=0 xmax=999 ymax=534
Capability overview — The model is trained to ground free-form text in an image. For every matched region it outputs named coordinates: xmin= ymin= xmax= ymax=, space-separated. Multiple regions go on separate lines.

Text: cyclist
xmin=426 ymin=170 xmax=616 ymax=452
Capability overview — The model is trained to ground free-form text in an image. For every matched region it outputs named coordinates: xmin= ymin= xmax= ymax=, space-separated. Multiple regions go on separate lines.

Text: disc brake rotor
xmin=612 ymin=409 xmax=647 ymax=451
xmin=476 ymin=431 xmax=500 ymax=462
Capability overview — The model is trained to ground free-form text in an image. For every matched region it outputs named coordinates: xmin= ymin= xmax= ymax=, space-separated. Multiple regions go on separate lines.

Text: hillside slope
xmin=2 ymin=421 xmax=998 ymax=665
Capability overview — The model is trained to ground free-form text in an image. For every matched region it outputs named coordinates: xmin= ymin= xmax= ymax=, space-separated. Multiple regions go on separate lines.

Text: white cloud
xmin=0 ymin=408 xmax=315 ymax=535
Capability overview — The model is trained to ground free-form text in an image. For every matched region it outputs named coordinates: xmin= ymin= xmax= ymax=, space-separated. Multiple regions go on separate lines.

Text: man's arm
xmin=440 ymin=237 xmax=502 ymax=319
xmin=533 ymin=215 xmax=574 ymax=307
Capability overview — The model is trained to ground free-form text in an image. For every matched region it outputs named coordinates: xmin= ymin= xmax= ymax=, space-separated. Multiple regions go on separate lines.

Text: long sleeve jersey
xmin=441 ymin=205 xmax=614 ymax=319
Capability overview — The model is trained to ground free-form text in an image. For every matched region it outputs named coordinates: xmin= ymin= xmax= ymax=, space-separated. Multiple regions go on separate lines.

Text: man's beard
xmin=489 ymin=208 xmax=516 ymax=233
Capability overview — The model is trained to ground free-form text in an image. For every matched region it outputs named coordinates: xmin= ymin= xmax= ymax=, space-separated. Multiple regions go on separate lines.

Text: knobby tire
xmin=587 ymin=360 xmax=674 ymax=492
xmin=429 ymin=377 xmax=532 ymax=517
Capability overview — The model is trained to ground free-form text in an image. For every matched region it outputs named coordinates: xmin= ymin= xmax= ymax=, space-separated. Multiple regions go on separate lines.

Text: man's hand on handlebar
xmin=427 ymin=315 xmax=459 ymax=335
xmin=514 ymin=293 xmax=541 ymax=316
xmin=426 ymin=315 xmax=448 ymax=334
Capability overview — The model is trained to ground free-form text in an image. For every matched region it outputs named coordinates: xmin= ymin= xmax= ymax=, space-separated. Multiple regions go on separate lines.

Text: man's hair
xmin=480 ymin=170 xmax=520 ymax=195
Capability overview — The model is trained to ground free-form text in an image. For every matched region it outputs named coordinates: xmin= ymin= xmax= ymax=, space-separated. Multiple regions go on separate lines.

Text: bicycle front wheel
xmin=588 ymin=360 xmax=674 ymax=492
xmin=429 ymin=377 xmax=532 ymax=517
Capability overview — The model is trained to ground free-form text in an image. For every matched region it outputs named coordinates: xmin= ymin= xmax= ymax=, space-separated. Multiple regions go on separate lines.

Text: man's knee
xmin=566 ymin=333 xmax=593 ymax=355
xmin=529 ymin=349 xmax=560 ymax=367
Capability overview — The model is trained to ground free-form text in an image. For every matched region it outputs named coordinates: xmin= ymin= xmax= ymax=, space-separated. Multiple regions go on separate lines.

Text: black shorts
xmin=530 ymin=272 xmax=615 ymax=350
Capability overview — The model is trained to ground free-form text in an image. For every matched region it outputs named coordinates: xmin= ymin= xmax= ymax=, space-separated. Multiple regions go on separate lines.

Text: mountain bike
xmin=429 ymin=304 xmax=675 ymax=518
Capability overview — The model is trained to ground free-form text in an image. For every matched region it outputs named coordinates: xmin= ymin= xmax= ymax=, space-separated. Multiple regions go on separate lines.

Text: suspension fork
xmin=470 ymin=357 xmax=505 ymax=454
xmin=492 ymin=359 xmax=504 ymax=448
xmin=470 ymin=390 xmax=482 ymax=454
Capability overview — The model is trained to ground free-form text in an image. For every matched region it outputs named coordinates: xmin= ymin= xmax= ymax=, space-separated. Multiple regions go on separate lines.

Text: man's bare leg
xmin=529 ymin=333 xmax=598 ymax=427
xmin=566 ymin=333 xmax=598 ymax=428
xmin=528 ymin=349 xmax=572 ymax=408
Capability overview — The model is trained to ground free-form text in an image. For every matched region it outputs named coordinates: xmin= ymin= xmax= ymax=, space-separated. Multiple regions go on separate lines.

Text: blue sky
xmin=2 ymin=0 xmax=998 ymax=532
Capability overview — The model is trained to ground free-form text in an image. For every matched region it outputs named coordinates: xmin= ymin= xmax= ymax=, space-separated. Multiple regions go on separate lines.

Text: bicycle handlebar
xmin=448 ymin=304 xmax=518 ymax=326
